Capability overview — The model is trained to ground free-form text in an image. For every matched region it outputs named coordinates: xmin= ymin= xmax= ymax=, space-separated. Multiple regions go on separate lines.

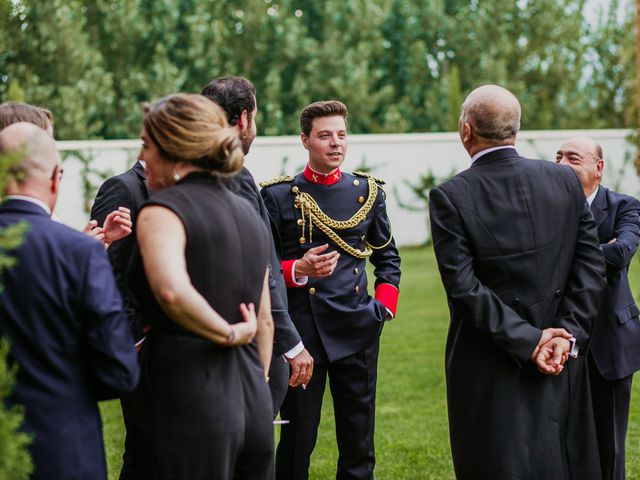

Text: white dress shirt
xmin=471 ymin=145 xmax=516 ymax=164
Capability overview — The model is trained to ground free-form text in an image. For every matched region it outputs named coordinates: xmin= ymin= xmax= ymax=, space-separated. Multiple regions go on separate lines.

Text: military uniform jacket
xmin=261 ymin=167 xmax=401 ymax=363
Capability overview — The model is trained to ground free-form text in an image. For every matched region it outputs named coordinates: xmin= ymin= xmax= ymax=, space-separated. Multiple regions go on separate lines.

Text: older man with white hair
xmin=0 ymin=122 xmax=139 ymax=480
xmin=430 ymin=85 xmax=606 ymax=479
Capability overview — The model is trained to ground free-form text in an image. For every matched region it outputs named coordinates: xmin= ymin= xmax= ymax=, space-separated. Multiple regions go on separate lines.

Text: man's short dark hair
xmin=200 ymin=77 xmax=256 ymax=126
xmin=299 ymin=100 xmax=348 ymax=137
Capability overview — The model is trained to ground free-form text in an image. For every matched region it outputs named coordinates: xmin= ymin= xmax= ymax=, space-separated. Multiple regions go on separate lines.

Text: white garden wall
xmin=56 ymin=130 xmax=638 ymax=247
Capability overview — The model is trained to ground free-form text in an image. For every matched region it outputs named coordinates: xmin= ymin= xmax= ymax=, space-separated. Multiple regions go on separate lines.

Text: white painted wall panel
xmin=55 ymin=130 xmax=638 ymax=246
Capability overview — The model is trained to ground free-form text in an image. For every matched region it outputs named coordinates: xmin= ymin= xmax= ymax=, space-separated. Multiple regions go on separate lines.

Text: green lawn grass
xmin=100 ymin=246 xmax=640 ymax=479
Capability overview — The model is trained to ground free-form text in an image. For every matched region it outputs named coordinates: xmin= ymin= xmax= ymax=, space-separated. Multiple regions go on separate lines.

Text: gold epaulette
xmin=294 ymin=173 xmax=381 ymax=259
xmin=259 ymin=175 xmax=294 ymax=188
xmin=352 ymin=171 xmax=385 ymax=185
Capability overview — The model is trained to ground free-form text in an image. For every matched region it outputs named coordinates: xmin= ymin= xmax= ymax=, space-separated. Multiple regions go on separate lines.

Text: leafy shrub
xmin=0 ymin=338 xmax=32 ymax=480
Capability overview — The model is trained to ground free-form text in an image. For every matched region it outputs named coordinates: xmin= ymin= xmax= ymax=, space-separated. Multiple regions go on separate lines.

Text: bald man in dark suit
xmin=557 ymin=136 xmax=640 ymax=480
xmin=430 ymin=85 xmax=605 ymax=480
xmin=0 ymin=122 xmax=139 ymax=480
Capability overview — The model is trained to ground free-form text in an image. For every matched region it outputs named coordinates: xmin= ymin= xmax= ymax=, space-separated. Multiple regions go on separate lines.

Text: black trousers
xmin=270 ymin=355 xmax=290 ymax=419
xmin=588 ymin=355 xmax=633 ymax=480
xmin=123 ymin=333 xmax=274 ymax=480
xmin=119 ymin=381 xmax=146 ymax=480
xmin=119 ymin=398 xmax=134 ymax=480
xmin=275 ymin=340 xmax=379 ymax=480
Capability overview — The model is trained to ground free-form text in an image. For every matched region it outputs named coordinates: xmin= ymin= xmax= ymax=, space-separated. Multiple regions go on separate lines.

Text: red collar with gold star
xmin=303 ymin=164 xmax=342 ymax=185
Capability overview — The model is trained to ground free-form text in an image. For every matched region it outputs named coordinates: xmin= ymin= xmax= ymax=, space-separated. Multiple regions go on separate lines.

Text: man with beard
xmin=201 ymin=77 xmax=313 ymax=417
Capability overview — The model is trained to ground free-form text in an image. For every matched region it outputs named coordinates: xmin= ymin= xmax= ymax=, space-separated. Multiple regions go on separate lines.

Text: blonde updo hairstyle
xmin=142 ymin=93 xmax=243 ymax=176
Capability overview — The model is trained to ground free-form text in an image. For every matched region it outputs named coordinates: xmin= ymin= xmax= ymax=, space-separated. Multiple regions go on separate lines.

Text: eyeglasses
xmin=50 ymin=165 xmax=64 ymax=181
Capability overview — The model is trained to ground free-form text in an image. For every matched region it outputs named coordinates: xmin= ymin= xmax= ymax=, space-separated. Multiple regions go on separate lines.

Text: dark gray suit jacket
xmin=91 ymin=161 xmax=150 ymax=340
xmin=430 ymin=148 xmax=606 ymax=480
xmin=235 ymin=166 xmax=301 ymax=356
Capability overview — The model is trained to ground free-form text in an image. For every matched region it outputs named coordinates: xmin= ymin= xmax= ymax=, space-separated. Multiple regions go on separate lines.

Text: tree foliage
xmin=0 ymin=120 xmax=33 ymax=480
xmin=0 ymin=0 xmax=636 ymax=140
xmin=0 ymin=152 xmax=31 ymax=478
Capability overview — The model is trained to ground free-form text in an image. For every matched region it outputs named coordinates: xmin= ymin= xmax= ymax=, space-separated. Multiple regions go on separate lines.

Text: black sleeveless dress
xmin=128 ymin=172 xmax=273 ymax=480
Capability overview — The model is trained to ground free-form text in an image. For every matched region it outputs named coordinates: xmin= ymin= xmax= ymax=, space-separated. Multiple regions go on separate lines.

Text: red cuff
xmin=282 ymin=259 xmax=304 ymax=289
xmin=375 ymin=283 xmax=399 ymax=317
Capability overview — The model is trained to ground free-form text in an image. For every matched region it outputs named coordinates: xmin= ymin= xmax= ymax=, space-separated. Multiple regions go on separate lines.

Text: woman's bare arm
xmin=137 ymin=205 xmax=257 ymax=345
xmin=254 ymin=269 xmax=274 ymax=378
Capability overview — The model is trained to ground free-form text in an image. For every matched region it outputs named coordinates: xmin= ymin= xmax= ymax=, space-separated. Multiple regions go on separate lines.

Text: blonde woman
xmin=128 ymin=93 xmax=274 ymax=480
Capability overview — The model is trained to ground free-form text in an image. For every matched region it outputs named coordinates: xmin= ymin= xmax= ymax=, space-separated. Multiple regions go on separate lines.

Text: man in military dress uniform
xmin=261 ymin=100 xmax=401 ymax=480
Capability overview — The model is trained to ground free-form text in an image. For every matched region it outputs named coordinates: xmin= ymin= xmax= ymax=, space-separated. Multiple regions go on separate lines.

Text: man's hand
xmin=295 ymin=244 xmax=340 ymax=278
xmin=102 ymin=207 xmax=133 ymax=244
xmin=534 ymin=337 xmax=572 ymax=375
xmin=530 ymin=327 xmax=573 ymax=362
xmin=287 ymin=348 xmax=314 ymax=388
xmin=83 ymin=219 xmax=106 ymax=243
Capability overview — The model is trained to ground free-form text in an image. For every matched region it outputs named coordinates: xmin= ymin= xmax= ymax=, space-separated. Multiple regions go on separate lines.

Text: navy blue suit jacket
xmin=589 ymin=186 xmax=640 ymax=380
xmin=0 ymin=199 xmax=139 ymax=480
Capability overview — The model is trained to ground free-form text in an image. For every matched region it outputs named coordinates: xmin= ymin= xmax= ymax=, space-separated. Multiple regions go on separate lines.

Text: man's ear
xmin=50 ymin=164 xmax=61 ymax=195
xmin=237 ymin=109 xmax=249 ymax=131
xmin=596 ymin=159 xmax=604 ymax=178
xmin=300 ymin=133 xmax=309 ymax=150
xmin=461 ymin=122 xmax=472 ymax=144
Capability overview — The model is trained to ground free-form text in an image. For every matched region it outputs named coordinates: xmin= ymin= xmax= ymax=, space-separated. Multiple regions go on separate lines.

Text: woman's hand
xmin=227 ymin=303 xmax=258 ymax=346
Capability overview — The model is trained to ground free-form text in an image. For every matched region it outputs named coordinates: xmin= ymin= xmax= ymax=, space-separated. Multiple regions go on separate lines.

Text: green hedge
xmin=0 ymin=338 xmax=32 ymax=480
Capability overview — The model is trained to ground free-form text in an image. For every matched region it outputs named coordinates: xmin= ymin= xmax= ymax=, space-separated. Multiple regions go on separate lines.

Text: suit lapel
xmin=132 ymin=161 xmax=152 ymax=198
xmin=590 ymin=187 xmax=608 ymax=229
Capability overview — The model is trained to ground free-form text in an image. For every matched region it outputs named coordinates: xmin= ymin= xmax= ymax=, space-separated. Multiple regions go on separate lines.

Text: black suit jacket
xmin=234 ymin=167 xmax=301 ymax=356
xmin=0 ymin=199 xmax=139 ymax=480
xmin=589 ymin=186 xmax=640 ymax=380
xmin=430 ymin=148 xmax=605 ymax=479
xmin=91 ymin=161 xmax=149 ymax=339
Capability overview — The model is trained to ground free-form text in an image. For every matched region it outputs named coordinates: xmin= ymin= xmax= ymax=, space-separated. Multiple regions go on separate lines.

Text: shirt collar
xmin=586 ymin=186 xmax=599 ymax=207
xmin=471 ymin=145 xmax=516 ymax=164
xmin=4 ymin=195 xmax=52 ymax=215
xmin=303 ymin=164 xmax=342 ymax=185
